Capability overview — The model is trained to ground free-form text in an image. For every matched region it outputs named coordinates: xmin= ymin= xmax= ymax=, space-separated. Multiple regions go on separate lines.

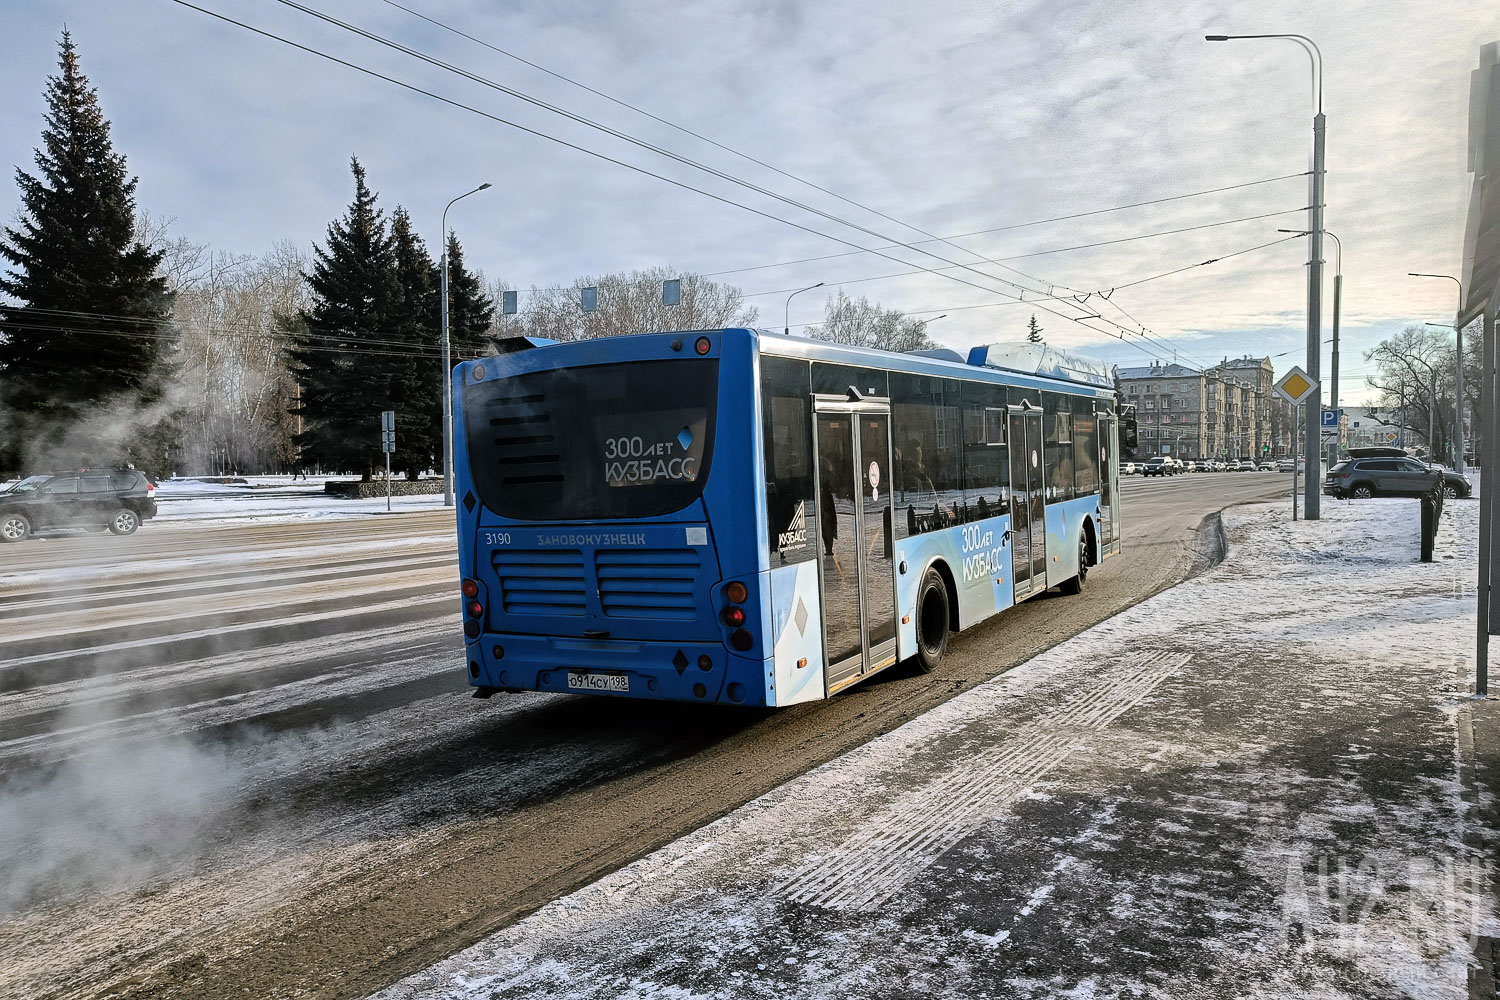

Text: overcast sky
xmin=1 ymin=1 xmax=1493 ymax=403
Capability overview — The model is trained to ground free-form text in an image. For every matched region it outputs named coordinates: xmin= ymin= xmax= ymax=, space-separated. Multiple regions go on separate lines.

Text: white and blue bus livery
xmin=451 ymin=329 xmax=1122 ymax=706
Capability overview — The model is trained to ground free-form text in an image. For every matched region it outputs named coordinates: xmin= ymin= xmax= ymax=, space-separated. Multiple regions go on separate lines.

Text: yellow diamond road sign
xmin=1274 ymin=366 xmax=1319 ymax=405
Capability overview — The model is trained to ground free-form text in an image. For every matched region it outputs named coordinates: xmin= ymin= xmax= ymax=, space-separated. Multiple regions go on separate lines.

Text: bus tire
xmin=1060 ymin=533 xmax=1088 ymax=595
xmin=912 ymin=566 xmax=950 ymax=673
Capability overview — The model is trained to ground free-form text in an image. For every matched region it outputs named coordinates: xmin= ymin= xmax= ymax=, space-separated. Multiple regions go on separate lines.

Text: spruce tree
xmin=1026 ymin=315 xmax=1044 ymax=344
xmin=388 ymin=207 xmax=439 ymax=479
xmin=426 ymin=233 xmax=494 ymax=458
xmin=0 ymin=31 xmax=177 ymax=477
xmin=290 ymin=158 xmax=402 ymax=480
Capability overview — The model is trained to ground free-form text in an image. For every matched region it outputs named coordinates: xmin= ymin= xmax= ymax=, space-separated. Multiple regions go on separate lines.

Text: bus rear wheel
xmin=1060 ymin=534 xmax=1089 ymax=595
xmin=912 ymin=567 xmax=949 ymax=673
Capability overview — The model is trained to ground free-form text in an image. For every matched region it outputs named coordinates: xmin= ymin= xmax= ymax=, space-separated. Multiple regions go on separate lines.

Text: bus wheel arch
xmin=926 ymin=557 xmax=961 ymax=635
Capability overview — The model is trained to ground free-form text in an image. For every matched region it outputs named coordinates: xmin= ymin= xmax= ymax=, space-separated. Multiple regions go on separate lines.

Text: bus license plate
xmin=567 ymin=671 xmax=629 ymax=693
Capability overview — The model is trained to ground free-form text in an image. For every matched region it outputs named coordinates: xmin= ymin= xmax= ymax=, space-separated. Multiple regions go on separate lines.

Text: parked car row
xmin=1123 ymin=458 xmax=1280 ymax=476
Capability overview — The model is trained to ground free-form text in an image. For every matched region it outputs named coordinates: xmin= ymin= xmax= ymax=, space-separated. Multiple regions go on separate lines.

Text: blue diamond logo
xmin=676 ymin=426 xmax=694 ymax=451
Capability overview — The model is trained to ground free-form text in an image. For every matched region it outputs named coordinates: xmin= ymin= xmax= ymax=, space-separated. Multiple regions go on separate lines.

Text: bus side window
xmin=1044 ymin=392 xmax=1075 ymax=503
xmin=1073 ymin=398 xmax=1099 ymax=497
xmin=891 ymin=373 xmax=961 ymax=538
xmin=761 ymin=355 xmax=816 ymax=564
xmin=961 ymin=381 xmax=1007 ymax=522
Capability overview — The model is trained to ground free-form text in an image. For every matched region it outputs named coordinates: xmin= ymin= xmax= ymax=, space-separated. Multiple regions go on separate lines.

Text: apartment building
xmin=1118 ymin=357 xmax=1295 ymax=460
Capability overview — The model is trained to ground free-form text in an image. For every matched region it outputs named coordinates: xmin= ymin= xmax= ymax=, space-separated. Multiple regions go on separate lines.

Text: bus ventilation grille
xmin=492 ymin=549 xmax=587 ymax=616
xmin=595 ymin=549 xmax=701 ymax=620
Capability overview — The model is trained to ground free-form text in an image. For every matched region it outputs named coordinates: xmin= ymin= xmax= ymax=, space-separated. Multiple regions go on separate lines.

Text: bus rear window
xmin=464 ymin=358 xmax=719 ymax=521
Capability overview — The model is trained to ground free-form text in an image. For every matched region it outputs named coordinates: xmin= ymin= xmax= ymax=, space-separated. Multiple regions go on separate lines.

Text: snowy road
xmin=0 ymin=474 xmax=1290 ymax=1000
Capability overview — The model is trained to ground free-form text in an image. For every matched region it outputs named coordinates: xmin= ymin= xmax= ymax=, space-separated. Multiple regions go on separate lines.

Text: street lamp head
xmin=1278 ymin=229 xmax=1310 ymax=235
xmin=478 ymin=182 xmax=492 ymax=191
xmin=1205 ymin=34 xmax=1229 ymax=41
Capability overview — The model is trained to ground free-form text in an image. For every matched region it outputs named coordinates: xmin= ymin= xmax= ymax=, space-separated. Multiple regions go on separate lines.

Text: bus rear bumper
xmin=466 ymin=632 xmax=763 ymax=705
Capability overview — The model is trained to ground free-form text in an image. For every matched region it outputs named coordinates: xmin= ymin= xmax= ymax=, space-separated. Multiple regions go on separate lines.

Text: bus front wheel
xmin=913 ymin=567 xmax=950 ymax=673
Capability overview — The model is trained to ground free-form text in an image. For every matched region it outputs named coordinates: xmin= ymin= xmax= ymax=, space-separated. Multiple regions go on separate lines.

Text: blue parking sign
xmin=1320 ymin=408 xmax=1340 ymax=428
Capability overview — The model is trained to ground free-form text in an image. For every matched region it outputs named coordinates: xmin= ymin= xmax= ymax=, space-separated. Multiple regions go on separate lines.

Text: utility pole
xmin=784 ymin=282 xmax=825 ymax=336
xmin=439 ymin=182 xmax=492 ymax=508
xmin=1411 ymin=273 xmax=1465 ymax=471
xmin=1211 ymin=32 xmax=1325 ymax=517
xmin=1430 ymin=368 xmax=1438 ymax=458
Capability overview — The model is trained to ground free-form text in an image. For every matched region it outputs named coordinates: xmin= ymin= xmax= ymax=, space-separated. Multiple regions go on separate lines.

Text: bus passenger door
xmin=1097 ymin=411 xmax=1122 ymax=558
xmin=1007 ymin=408 xmax=1046 ymax=601
xmin=813 ymin=398 xmax=897 ymax=694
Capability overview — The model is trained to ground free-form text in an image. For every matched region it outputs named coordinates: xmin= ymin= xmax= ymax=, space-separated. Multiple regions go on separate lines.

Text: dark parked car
xmin=0 ymin=469 xmax=157 ymax=542
xmin=1324 ymin=454 xmax=1470 ymax=499
xmin=1140 ymin=456 xmax=1179 ymax=477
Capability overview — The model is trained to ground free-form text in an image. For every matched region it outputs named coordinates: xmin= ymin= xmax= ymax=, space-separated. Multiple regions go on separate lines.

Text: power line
xmin=3 ymin=304 xmax=451 ymax=354
xmin=738 ymin=216 xmax=1303 ymax=299
xmin=372 ymin=0 xmax=1077 ymax=300
xmin=691 ymin=174 xmax=1309 ymax=281
xmin=268 ymin=0 xmax=1059 ymax=305
xmin=278 ymin=0 xmax=1238 ymax=357
xmin=167 ymin=1 xmax=1126 ymax=346
xmin=777 ymin=231 xmax=1302 ymax=333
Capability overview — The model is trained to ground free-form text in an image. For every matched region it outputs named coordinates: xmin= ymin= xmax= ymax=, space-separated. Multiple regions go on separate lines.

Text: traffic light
xmin=1263 ymin=444 xmax=1270 ymax=454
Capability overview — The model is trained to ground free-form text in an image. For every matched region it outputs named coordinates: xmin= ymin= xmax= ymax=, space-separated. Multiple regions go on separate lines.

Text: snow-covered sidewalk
xmin=378 ymin=496 xmax=1492 ymax=1000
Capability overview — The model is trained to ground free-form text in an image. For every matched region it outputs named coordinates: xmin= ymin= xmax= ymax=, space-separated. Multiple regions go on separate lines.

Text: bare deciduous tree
xmin=167 ymin=239 xmax=309 ymax=474
xmin=812 ymin=290 xmax=936 ymax=353
xmin=494 ymin=266 xmax=757 ymax=344
xmin=1363 ymin=323 xmax=1478 ymax=461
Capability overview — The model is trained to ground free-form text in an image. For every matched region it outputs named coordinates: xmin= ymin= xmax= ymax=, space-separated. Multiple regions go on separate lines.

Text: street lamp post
xmin=784 ymin=282 xmax=825 ymax=336
xmin=1211 ymin=32 xmax=1325 ymax=518
xmin=440 ymin=182 xmax=492 ymax=508
xmin=1410 ymin=272 xmax=1465 ymax=472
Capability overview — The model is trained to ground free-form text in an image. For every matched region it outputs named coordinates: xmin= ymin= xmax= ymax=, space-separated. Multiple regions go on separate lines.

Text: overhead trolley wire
xmin=268 ymin=0 xmax=1050 ymax=302
xmin=737 ymin=214 xmax=1305 ymax=299
xmin=167 ymin=1 xmax=1139 ymax=345
xmin=378 ymin=0 xmax=1309 ymax=316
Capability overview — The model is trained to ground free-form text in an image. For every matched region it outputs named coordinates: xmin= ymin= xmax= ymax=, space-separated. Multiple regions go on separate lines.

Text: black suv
xmin=1324 ymin=449 xmax=1471 ymax=500
xmin=0 ymin=469 xmax=158 ymax=542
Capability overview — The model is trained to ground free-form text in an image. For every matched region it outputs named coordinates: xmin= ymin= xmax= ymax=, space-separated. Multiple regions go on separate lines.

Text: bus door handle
xmin=584 ymin=629 xmax=611 ymax=640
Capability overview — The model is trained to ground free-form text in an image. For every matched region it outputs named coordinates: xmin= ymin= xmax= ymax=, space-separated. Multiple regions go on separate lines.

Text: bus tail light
xmin=694 ymin=336 xmax=711 ymax=355
xmin=724 ymin=581 xmax=748 ymax=604
xmin=730 ymin=629 xmax=753 ymax=652
xmin=467 ymin=601 xmax=483 ymax=618
xmin=462 ymin=579 xmax=479 ymax=598
xmin=721 ymin=606 xmax=746 ymax=627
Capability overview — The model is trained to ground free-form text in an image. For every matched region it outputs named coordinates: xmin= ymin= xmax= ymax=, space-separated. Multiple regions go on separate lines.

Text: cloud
xmin=0 ymin=0 xmax=1489 ymax=405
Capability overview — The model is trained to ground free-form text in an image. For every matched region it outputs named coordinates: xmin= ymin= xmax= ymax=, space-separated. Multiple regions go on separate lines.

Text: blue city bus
xmin=451 ymin=329 xmax=1122 ymax=707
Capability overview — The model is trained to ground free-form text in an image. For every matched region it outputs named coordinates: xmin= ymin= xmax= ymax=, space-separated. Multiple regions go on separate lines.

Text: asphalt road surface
xmin=0 ymin=473 xmax=1290 ymax=1000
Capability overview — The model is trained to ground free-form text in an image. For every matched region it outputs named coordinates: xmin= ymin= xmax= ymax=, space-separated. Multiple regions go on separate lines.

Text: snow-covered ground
xmin=376 ymin=495 xmax=1492 ymax=1000
xmin=152 ymin=477 xmax=448 ymax=523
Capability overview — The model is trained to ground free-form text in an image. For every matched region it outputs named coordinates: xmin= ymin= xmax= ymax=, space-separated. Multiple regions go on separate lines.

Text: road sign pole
xmin=381 ymin=410 xmax=396 ymax=515
xmin=1293 ymin=407 xmax=1300 ymax=521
